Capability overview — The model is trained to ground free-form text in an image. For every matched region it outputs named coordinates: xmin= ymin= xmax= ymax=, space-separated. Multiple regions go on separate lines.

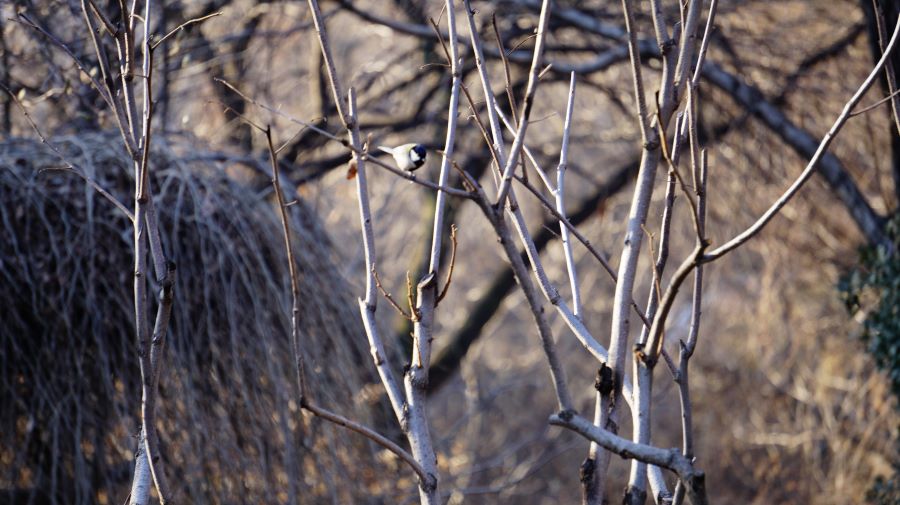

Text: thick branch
xmin=550 ymin=411 xmax=708 ymax=505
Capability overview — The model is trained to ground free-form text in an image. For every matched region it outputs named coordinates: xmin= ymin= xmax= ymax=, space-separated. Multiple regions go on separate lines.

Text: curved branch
xmin=702 ymin=50 xmax=895 ymax=259
xmin=549 ymin=411 xmax=708 ymax=505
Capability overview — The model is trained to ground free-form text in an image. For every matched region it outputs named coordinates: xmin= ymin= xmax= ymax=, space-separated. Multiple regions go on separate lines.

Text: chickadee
xmin=378 ymin=143 xmax=427 ymax=171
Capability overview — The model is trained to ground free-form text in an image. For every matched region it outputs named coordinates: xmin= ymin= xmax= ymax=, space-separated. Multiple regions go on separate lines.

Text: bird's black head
xmin=411 ymin=144 xmax=427 ymax=167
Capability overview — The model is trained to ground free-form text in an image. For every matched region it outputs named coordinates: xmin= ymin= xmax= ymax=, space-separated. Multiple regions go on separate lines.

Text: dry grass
xmin=0 ymin=133 xmax=408 ymax=504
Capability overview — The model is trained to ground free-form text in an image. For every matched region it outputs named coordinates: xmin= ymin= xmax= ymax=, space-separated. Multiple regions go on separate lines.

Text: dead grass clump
xmin=0 ymin=133 xmax=399 ymax=504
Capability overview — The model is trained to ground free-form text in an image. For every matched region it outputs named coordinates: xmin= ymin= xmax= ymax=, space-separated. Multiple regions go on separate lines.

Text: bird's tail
xmin=377 ymin=145 xmax=394 ymax=155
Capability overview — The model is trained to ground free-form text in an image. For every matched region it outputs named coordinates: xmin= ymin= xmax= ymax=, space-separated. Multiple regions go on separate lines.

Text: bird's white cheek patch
xmin=410 ymin=151 xmax=422 ymax=162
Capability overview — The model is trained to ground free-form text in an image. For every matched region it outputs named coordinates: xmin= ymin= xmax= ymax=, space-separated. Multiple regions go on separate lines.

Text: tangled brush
xmin=0 ymin=133 xmax=405 ymax=504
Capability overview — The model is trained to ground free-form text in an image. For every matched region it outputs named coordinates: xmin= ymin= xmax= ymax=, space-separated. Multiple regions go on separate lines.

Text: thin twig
xmin=430 ymin=17 xmax=503 ymax=180
xmin=671 ymin=0 xmax=705 ymax=104
xmin=620 ymin=0 xmax=652 ymax=140
xmin=495 ymin=0 xmax=553 ymax=207
xmin=685 ymin=150 xmax=708 ymax=358
xmin=849 ymin=87 xmax=900 ymax=117
xmin=406 ymin=271 xmax=417 ymax=321
xmin=641 ymin=244 xmax=706 ymax=367
xmin=151 ymin=11 xmax=223 ymax=50
xmin=640 ymin=223 xmax=663 ymax=305
xmin=492 ymin=14 xmax=520 ymax=128
xmin=490 ymin=13 xmax=530 ymax=185
xmin=436 ymin=224 xmax=458 ymax=305
xmin=85 ymin=0 xmax=117 ymax=35
xmin=373 ymin=266 xmax=415 ymax=321
xmin=871 ymin=0 xmax=900 ymax=136
xmin=3 ymin=86 xmax=134 ymax=221
xmin=689 ymin=0 xmax=719 ymax=89
xmin=657 ymin=106 xmax=702 ymax=238
xmin=38 ymin=166 xmax=135 ymax=221
xmin=18 ymin=11 xmax=139 ymax=158
xmin=264 ymin=126 xmax=308 ymax=403
xmin=216 ymin=78 xmax=473 ymax=199
xmin=301 ymin=402 xmax=431 ymax=484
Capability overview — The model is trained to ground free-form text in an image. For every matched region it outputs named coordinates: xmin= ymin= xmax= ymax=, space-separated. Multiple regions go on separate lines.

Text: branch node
xmin=421 ymin=473 xmax=439 ymax=493
xmin=661 ymin=38 xmax=677 ymax=52
xmin=579 ymin=457 xmax=596 ymax=484
xmin=594 ymin=364 xmax=615 ymax=396
xmin=557 ymin=409 xmax=576 ymax=422
xmin=418 ymin=271 xmax=438 ymax=290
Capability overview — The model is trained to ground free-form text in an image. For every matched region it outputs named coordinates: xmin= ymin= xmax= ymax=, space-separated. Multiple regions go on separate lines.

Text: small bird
xmin=378 ymin=143 xmax=427 ymax=171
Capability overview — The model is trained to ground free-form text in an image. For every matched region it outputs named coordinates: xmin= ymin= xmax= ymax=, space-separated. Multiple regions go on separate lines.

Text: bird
xmin=378 ymin=143 xmax=427 ymax=171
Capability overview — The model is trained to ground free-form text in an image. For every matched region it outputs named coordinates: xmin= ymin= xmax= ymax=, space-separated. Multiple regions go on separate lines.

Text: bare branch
xmin=671 ymin=0 xmax=705 ymax=105
xmin=216 ymin=78 xmax=473 ymax=199
xmin=511 ymin=176 xmax=634 ymax=315
xmin=266 ymin=124 xmax=430 ymax=487
xmin=135 ymin=3 xmax=171 ymax=501
xmin=849 ymin=87 xmax=900 ymax=117
xmin=407 ymin=271 xmax=417 ymax=322
xmin=436 ymin=224 xmax=458 ymax=305
xmin=556 ymin=72 xmax=582 ymax=317
xmin=265 ymin=127 xmax=308 ymax=403
xmin=689 ymin=0 xmax=719 ymax=89
xmin=494 ymin=105 xmax=557 ymax=194
xmin=151 ymin=11 xmax=223 ymax=50
xmin=3 ymin=86 xmax=134 ymax=221
xmin=870 ymin=0 xmax=900 ymax=136
xmin=301 ymin=402 xmax=431 ymax=485
xmin=704 ymin=15 xmax=900 ymax=261
xmin=620 ymin=0 xmax=652 ymax=140
xmin=550 ymin=411 xmax=708 ymax=505
xmin=672 ymin=149 xmax=709 ymax=505
xmin=641 ymin=244 xmax=706 ymax=367
xmin=495 ymin=0 xmax=552 ymax=206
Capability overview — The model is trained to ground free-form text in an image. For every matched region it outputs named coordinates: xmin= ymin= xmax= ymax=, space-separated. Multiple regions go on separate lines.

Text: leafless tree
xmin=4 ymin=0 xmax=899 ymax=504
xmin=271 ymin=1 xmax=900 ymax=504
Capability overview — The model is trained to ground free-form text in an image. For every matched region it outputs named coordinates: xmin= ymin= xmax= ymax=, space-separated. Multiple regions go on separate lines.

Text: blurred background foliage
xmin=1 ymin=0 xmax=899 ymax=503
xmin=842 ymin=213 xmax=900 ymax=505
